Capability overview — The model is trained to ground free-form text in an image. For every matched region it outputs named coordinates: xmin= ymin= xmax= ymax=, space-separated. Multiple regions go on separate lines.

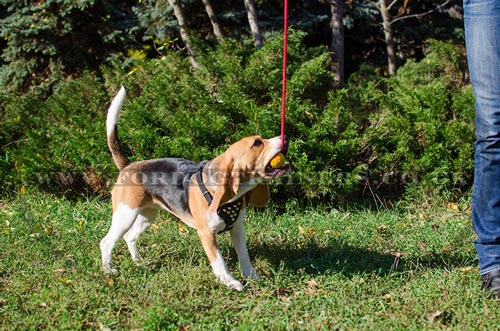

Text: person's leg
xmin=464 ymin=0 xmax=500 ymax=294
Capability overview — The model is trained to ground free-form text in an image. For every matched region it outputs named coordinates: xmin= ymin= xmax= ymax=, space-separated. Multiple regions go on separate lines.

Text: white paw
xmin=102 ymin=264 xmax=118 ymax=275
xmin=229 ymin=281 xmax=244 ymax=291
xmin=218 ymin=274 xmax=244 ymax=291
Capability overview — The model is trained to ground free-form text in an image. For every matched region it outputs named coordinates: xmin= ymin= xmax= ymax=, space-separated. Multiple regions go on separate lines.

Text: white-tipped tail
xmin=106 ymin=86 xmax=126 ymax=137
xmin=106 ymin=86 xmax=130 ymax=171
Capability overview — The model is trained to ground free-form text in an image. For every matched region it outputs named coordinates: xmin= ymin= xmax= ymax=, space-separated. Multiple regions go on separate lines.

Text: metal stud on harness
xmin=196 ymin=165 xmax=243 ymax=234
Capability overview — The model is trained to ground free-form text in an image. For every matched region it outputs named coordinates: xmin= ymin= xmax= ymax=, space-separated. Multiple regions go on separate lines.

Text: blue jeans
xmin=464 ymin=0 xmax=500 ymax=275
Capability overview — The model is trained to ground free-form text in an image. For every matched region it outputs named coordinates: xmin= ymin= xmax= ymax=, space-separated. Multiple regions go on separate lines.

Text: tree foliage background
xmin=0 ymin=0 xmax=464 ymax=95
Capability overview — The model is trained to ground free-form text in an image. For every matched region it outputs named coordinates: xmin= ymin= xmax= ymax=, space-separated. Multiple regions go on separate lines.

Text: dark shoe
xmin=481 ymin=269 xmax=500 ymax=299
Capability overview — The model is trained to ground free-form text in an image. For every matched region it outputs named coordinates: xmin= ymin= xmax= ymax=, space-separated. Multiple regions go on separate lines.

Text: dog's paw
xmin=228 ymin=280 xmax=245 ymax=292
xmin=242 ymin=268 xmax=260 ymax=280
xmin=218 ymin=275 xmax=244 ymax=291
xmin=102 ymin=264 xmax=119 ymax=275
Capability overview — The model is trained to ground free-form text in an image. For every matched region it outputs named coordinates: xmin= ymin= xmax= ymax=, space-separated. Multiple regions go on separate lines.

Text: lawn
xmin=0 ymin=192 xmax=497 ymax=330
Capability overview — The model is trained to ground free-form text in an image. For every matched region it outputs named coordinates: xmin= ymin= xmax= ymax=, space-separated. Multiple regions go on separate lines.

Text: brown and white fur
xmin=100 ymin=86 xmax=289 ymax=291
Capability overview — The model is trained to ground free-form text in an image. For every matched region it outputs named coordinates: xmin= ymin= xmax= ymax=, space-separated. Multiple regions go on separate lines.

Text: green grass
xmin=0 ymin=192 xmax=497 ymax=330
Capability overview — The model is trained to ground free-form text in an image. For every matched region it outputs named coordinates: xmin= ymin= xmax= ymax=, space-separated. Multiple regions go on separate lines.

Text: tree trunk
xmin=201 ymin=0 xmax=223 ymax=43
xmin=167 ymin=0 xmax=200 ymax=68
xmin=379 ymin=0 xmax=397 ymax=76
xmin=243 ymin=0 xmax=263 ymax=48
xmin=330 ymin=0 xmax=344 ymax=88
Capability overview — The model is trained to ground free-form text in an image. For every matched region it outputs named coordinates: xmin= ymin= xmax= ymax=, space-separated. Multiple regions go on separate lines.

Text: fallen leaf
xmin=441 ymin=246 xmax=452 ymax=252
xmin=418 ymin=241 xmax=426 ymax=251
xmin=276 ymin=287 xmax=292 ymax=302
xmin=354 ymin=277 xmax=365 ymax=285
xmin=298 ymin=225 xmax=316 ymax=237
xmin=59 ymin=277 xmax=71 ymax=284
xmin=105 ymin=277 xmax=114 ymax=287
xmin=460 ymin=266 xmax=475 ymax=274
xmin=178 ymin=223 xmax=189 ymax=236
xmin=306 ymin=279 xmax=319 ymax=289
xmin=446 ymin=202 xmax=460 ymax=211
xmin=324 ymin=230 xmax=341 ymax=236
xmin=98 ymin=322 xmax=112 ymax=331
xmin=376 ymin=225 xmax=388 ymax=233
xmin=428 ymin=310 xmax=442 ymax=324
xmin=381 ymin=293 xmax=392 ymax=303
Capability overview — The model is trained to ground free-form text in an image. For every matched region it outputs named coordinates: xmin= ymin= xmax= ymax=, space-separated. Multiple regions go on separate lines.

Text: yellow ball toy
xmin=270 ymin=153 xmax=285 ymax=168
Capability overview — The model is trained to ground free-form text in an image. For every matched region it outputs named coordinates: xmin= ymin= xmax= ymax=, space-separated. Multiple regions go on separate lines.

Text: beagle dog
xmin=100 ymin=87 xmax=289 ymax=291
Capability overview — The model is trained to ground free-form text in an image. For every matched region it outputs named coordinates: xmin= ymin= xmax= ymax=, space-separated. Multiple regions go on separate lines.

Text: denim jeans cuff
xmin=480 ymin=266 xmax=500 ymax=276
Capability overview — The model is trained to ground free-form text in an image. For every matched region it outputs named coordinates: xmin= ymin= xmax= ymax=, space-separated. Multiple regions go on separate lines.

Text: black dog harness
xmin=195 ymin=165 xmax=243 ymax=234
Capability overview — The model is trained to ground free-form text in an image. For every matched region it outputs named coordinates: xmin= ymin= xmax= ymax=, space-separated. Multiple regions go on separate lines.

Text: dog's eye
xmin=252 ymin=139 xmax=263 ymax=148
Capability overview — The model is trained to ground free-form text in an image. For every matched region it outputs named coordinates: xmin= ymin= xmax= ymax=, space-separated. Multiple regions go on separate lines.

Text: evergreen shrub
xmin=361 ymin=40 xmax=474 ymax=197
xmin=0 ymin=35 xmax=475 ymax=203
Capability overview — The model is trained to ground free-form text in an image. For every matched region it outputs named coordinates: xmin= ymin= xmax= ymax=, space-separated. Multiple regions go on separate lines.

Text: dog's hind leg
xmin=124 ymin=207 xmax=158 ymax=263
xmin=100 ymin=203 xmax=140 ymax=273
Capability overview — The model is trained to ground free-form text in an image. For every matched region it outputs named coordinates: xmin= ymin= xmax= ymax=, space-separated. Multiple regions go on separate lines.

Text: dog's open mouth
xmin=265 ymin=164 xmax=289 ymax=178
xmin=265 ymin=154 xmax=290 ymax=178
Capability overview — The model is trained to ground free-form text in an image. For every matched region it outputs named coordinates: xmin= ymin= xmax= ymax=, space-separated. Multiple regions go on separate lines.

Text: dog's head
xmin=226 ymin=135 xmax=290 ymax=180
xmin=209 ymin=135 xmax=289 ymax=207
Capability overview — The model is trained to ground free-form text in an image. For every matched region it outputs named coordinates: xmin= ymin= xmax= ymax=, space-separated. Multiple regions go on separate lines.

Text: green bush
xmin=0 ymin=74 xmax=110 ymax=196
xmin=0 ymin=36 xmax=475 ymax=203
xmin=360 ymin=40 xmax=474 ymax=197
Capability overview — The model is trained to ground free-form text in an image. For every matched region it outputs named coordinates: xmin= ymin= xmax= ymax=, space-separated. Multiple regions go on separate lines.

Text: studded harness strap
xmin=196 ymin=165 xmax=243 ymax=234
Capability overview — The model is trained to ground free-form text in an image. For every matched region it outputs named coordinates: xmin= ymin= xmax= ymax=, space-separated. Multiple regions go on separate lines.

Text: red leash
xmin=281 ymin=0 xmax=288 ymax=149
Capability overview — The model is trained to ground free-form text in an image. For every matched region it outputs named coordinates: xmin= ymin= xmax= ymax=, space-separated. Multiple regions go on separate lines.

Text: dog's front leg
xmin=230 ymin=213 xmax=259 ymax=280
xmin=197 ymin=229 xmax=244 ymax=291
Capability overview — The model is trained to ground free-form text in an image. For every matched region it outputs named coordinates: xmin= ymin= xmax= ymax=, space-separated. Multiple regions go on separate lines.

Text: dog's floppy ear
xmin=206 ymin=153 xmax=240 ymax=213
xmin=246 ymin=182 xmax=270 ymax=207
xmin=228 ymin=167 xmax=241 ymax=197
